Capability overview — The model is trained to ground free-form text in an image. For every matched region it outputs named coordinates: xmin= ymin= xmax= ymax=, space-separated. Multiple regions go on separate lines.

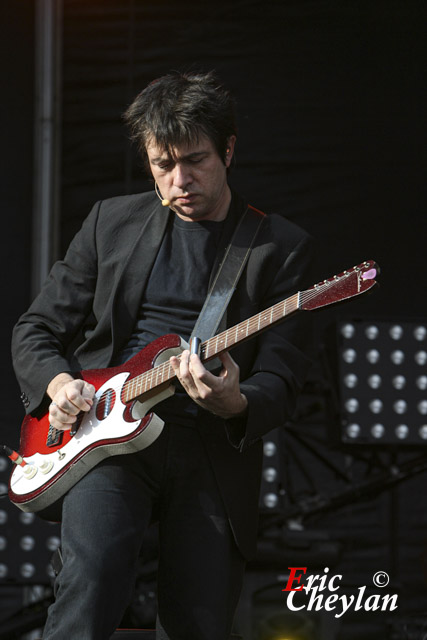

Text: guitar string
xmin=91 ymin=268 xmax=372 ymax=407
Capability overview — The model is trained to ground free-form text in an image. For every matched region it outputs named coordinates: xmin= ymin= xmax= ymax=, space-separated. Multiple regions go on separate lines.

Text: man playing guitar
xmin=12 ymin=71 xmax=317 ymax=639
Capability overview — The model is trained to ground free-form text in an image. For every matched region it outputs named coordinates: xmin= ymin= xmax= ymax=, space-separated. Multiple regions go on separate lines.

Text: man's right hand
xmin=47 ymin=373 xmax=95 ymax=431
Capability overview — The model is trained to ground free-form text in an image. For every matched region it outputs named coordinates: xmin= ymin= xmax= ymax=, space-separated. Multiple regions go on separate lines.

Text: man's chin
xmin=173 ymin=204 xmax=206 ymax=221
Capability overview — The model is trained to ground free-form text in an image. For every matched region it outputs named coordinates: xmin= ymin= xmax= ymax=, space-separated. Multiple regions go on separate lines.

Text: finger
xmin=81 ymin=381 xmax=96 ymax=400
xmin=171 ymin=351 xmax=204 ymax=398
xmin=170 ymin=351 xmax=190 ymax=371
xmin=76 ymin=381 xmax=96 ymax=409
xmin=49 ymin=402 xmax=76 ymax=431
xmin=53 ymin=394 xmax=81 ymax=416
xmin=179 ymin=350 xmax=191 ymax=375
xmin=50 ymin=419 xmax=75 ymax=432
xmin=59 ymin=381 xmax=93 ymax=415
xmin=176 ymin=350 xmax=194 ymax=387
xmin=188 ymin=354 xmax=214 ymax=383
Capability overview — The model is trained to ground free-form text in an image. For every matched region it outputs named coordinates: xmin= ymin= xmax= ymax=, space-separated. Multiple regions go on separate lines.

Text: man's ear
xmin=225 ymin=135 xmax=237 ymax=168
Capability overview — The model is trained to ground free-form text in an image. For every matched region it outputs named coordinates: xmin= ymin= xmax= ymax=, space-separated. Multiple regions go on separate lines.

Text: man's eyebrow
xmin=185 ymin=150 xmax=209 ymax=159
xmin=151 ymin=150 xmax=209 ymax=164
xmin=179 ymin=150 xmax=211 ymax=163
xmin=150 ymin=155 xmax=171 ymax=165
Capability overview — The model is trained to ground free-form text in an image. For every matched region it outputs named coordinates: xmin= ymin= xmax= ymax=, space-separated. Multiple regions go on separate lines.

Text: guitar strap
xmin=190 ymin=204 xmax=265 ymax=345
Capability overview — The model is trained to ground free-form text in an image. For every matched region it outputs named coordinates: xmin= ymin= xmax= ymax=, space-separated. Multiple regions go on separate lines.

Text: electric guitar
xmin=8 ymin=260 xmax=378 ymax=513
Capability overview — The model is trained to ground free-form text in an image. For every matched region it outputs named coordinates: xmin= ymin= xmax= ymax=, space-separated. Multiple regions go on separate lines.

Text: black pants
xmin=42 ymin=423 xmax=246 ymax=640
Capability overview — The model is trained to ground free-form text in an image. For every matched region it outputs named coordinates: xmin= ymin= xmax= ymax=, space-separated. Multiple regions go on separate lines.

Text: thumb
xmin=219 ymin=351 xmax=235 ymax=365
xmin=218 ymin=351 xmax=238 ymax=374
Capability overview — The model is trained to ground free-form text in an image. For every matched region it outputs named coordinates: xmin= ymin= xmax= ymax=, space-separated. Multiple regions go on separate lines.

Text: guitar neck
xmin=122 ymin=292 xmax=301 ymax=403
xmin=122 ymin=258 xmax=378 ymax=404
xmin=200 ymin=292 xmax=300 ymax=362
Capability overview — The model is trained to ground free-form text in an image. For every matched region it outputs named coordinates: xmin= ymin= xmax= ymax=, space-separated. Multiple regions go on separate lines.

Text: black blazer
xmin=12 ymin=190 xmax=315 ymax=559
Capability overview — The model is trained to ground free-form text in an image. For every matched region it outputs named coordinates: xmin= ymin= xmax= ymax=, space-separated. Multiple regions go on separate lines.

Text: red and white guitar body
xmin=8 ymin=260 xmax=379 ymax=513
xmin=9 ymin=335 xmax=186 ymax=513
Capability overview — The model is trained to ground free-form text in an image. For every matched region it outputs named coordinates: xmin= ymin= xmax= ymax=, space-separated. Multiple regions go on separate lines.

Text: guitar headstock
xmin=300 ymin=260 xmax=379 ymax=311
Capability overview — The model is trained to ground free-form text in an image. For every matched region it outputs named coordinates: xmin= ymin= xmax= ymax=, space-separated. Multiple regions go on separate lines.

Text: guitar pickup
xmin=46 ymin=424 xmax=63 ymax=448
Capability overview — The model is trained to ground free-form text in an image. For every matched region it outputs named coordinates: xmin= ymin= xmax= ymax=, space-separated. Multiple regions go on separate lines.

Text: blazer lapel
xmin=110 ymin=195 xmax=172 ymax=356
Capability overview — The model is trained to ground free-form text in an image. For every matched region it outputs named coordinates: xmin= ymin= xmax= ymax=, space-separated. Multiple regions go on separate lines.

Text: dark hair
xmin=123 ymin=70 xmax=237 ymax=170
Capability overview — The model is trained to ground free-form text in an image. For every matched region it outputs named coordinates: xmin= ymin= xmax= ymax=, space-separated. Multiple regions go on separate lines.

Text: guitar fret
xmin=134 ymin=376 xmax=140 ymax=397
xmin=128 ymin=363 xmax=173 ymax=404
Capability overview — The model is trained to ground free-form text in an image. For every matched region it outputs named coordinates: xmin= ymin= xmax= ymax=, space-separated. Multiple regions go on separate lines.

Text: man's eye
xmin=158 ymin=163 xmax=172 ymax=170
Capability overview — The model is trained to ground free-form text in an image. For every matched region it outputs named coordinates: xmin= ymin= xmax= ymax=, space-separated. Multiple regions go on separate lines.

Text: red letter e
xmin=282 ymin=567 xmax=307 ymax=592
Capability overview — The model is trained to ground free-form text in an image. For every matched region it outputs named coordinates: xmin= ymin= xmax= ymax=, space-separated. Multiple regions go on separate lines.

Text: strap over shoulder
xmin=191 ymin=205 xmax=265 ymax=344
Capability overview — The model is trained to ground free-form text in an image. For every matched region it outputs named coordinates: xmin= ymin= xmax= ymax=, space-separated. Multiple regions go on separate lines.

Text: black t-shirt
xmin=114 ymin=212 xmax=225 ymax=424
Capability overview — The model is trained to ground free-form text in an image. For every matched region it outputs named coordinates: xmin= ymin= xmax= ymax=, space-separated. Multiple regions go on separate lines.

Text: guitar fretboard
xmin=122 ymin=292 xmax=300 ymax=403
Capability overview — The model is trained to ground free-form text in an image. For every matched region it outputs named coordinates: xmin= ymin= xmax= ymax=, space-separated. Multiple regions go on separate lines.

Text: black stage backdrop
xmin=0 ymin=1 xmax=34 ymax=438
xmin=1 ymin=1 xmax=427 ymax=639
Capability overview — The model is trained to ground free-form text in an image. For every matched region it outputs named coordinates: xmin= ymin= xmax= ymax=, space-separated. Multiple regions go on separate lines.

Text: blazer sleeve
xmin=11 ymin=201 xmax=101 ymax=415
xmin=225 ymin=231 xmax=317 ymax=451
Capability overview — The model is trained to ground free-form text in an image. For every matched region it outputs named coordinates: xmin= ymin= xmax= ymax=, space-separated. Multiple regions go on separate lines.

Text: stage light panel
xmin=0 ymin=460 xmax=60 ymax=584
xmin=338 ymin=320 xmax=427 ymax=445
xmin=260 ymin=429 xmax=284 ymax=511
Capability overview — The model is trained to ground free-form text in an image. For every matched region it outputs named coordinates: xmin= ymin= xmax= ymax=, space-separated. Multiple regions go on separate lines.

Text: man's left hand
xmin=170 ymin=350 xmax=248 ymax=419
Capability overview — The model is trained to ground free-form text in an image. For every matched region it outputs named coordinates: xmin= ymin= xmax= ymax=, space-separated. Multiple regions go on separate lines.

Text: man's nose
xmin=173 ymin=164 xmax=192 ymax=190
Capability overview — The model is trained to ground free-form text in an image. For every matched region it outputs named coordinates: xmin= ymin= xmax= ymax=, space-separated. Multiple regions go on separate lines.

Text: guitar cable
xmin=2 ymin=445 xmax=27 ymax=467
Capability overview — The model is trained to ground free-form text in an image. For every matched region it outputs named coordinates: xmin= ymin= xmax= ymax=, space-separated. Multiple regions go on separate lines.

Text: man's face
xmin=146 ymin=134 xmax=236 ymax=222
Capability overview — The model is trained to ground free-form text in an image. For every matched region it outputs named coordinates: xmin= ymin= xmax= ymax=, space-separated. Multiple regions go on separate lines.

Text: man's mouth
xmin=175 ymin=193 xmax=197 ymax=204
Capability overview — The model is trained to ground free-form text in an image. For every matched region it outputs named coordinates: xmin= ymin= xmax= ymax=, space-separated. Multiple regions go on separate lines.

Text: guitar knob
xmin=39 ymin=460 xmax=54 ymax=474
xmin=23 ymin=465 xmax=37 ymax=479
